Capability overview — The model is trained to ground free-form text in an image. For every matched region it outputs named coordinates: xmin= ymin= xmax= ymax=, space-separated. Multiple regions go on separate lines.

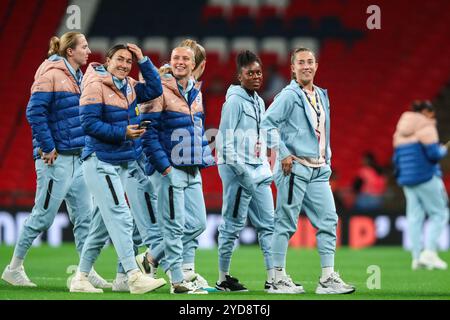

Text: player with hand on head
xmin=69 ymin=43 xmax=166 ymax=294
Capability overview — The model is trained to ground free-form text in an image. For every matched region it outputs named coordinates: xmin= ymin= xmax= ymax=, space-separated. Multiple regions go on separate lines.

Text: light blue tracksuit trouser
xmin=403 ymin=175 xmax=449 ymax=259
xmin=157 ymin=166 xmax=207 ymax=283
xmin=272 ymin=162 xmax=338 ymax=269
xmin=147 ymin=170 xmax=207 ymax=273
xmin=218 ymin=164 xmax=274 ymax=273
xmin=78 ymin=154 xmax=138 ymax=273
xmin=126 ymin=157 xmax=160 ymax=249
xmin=14 ymin=155 xmax=91 ymax=259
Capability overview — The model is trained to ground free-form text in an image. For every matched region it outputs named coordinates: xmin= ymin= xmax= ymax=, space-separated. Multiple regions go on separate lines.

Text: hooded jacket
xmin=26 ymin=55 xmax=84 ymax=159
xmin=261 ymin=80 xmax=331 ymax=164
xmin=393 ymin=111 xmax=447 ymax=186
xmin=216 ymin=85 xmax=266 ymax=175
xmin=79 ymin=57 xmax=162 ymax=164
xmin=140 ymin=74 xmax=214 ymax=173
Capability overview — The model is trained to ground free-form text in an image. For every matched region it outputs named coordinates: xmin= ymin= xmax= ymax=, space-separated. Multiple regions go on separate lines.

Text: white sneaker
xmin=70 ymin=272 xmax=103 ymax=293
xmin=128 ymin=271 xmax=166 ymax=294
xmin=419 ymin=250 xmax=448 ymax=270
xmin=315 ymin=272 xmax=355 ymax=294
xmin=268 ymin=275 xmax=305 ymax=294
xmin=171 ymin=280 xmax=208 ymax=294
xmin=412 ymin=259 xmax=425 ymax=270
xmin=192 ymin=273 xmax=220 ymax=292
xmin=88 ymin=268 xmax=112 ymax=289
xmin=136 ymin=252 xmax=158 ymax=278
xmin=112 ymin=274 xmax=130 ymax=292
xmin=2 ymin=265 xmax=37 ymax=287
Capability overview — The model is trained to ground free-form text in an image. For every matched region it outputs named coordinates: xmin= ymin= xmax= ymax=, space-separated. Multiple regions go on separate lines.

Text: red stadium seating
xmin=1 ymin=0 xmax=450 ymax=207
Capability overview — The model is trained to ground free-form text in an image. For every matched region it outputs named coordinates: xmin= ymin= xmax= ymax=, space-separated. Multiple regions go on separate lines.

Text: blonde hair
xmin=158 ymin=64 xmax=172 ymax=77
xmin=48 ymin=32 xmax=83 ymax=58
xmin=178 ymin=39 xmax=206 ymax=72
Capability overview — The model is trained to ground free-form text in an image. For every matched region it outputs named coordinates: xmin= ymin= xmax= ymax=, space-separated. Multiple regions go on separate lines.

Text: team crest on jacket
xmin=126 ymin=83 xmax=132 ymax=96
xmin=195 ymin=94 xmax=202 ymax=106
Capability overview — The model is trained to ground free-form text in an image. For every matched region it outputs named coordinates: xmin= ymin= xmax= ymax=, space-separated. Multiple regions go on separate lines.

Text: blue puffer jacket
xmin=26 ymin=54 xmax=85 ymax=159
xmin=140 ymin=74 xmax=215 ymax=173
xmin=393 ymin=111 xmax=447 ymax=186
xmin=79 ymin=57 xmax=162 ymax=164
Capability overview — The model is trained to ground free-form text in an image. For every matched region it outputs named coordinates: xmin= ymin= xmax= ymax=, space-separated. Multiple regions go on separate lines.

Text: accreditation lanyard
xmin=300 ymin=85 xmax=322 ymax=141
xmin=248 ymin=92 xmax=262 ymax=157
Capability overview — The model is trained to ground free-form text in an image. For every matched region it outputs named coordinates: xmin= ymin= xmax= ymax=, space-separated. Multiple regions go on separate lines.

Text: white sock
xmin=267 ymin=268 xmax=275 ymax=282
xmin=165 ymin=269 xmax=172 ymax=282
xmin=274 ymin=267 xmax=286 ymax=281
xmin=219 ymin=271 xmax=229 ymax=282
xmin=115 ymin=272 xmax=127 ymax=281
xmin=321 ymin=267 xmax=334 ymax=281
xmin=10 ymin=256 xmax=24 ymax=270
xmin=126 ymin=268 xmax=140 ymax=277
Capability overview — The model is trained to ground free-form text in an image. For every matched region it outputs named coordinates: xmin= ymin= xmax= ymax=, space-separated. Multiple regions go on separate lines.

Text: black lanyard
xmin=246 ymin=90 xmax=261 ymax=139
xmin=300 ymin=85 xmax=321 ymax=129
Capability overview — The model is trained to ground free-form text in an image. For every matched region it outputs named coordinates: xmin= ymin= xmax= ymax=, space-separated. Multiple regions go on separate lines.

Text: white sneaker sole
xmin=70 ymin=287 xmax=103 ymax=293
xmin=1 ymin=272 xmax=37 ymax=287
xmin=267 ymin=288 xmax=304 ymax=294
xmin=315 ymin=286 xmax=355 ymax=294
xmin=130 ymin=278 xmax=166 ymax=294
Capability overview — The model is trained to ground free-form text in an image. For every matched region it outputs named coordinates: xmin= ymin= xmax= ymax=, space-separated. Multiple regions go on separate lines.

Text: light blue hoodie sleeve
xmin=218 ymin=94 xmax=247 ymax=175
xmin=261 ymin=90 xmax=295 ymax=160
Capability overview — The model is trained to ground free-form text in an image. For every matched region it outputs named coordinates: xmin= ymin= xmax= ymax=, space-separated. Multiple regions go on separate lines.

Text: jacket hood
xmin=225 ymin=85 xmax=260 ymax=103
xmin=82 ymin=62 xmax=116 ymax=91
xmin=395 ymin=111 xmax=436 ymax=138
xmin=161 ymin=74 xmax=202 ymax=93
xmin=34 ymin=54 xmax=71 ymax=80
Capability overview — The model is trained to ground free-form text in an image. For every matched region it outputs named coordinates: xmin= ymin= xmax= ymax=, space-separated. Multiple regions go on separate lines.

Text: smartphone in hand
xmin=138 ymin=120 xmax=151 ymax=130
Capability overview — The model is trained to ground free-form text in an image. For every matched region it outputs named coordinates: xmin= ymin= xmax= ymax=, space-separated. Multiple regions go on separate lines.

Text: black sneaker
xmin=215 ymin=275 xmax=248 ymax=292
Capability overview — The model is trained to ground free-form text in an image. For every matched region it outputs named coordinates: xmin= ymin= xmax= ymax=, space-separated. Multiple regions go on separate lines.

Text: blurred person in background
xmin=352 ymin=152 xmax=387 ymax=212
xmin=69 ymin=43 xmax=166 ymax=294
xmin=261 ymin=47 xmax=355 ymax=294
xmin=262 ymin=65 xmax=286 ymax=104
xmin=215 ymin=50 xmax=274 ymax=292
xmin=1 ymin=32 xmax=110 ymax=290
xmin=393 ymin=100 xmax=449 ymax=270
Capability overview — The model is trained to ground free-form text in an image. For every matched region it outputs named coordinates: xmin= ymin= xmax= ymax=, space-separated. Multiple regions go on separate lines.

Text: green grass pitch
xmin=0 ymin=245 xmax=449 ymax=300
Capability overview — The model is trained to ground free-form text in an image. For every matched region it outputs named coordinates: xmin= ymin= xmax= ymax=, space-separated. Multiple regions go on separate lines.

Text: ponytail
xmin=48 ymin=36 xmax=60 ymax=57
xmin=47 ymin=32 xmax=83 ymax=58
